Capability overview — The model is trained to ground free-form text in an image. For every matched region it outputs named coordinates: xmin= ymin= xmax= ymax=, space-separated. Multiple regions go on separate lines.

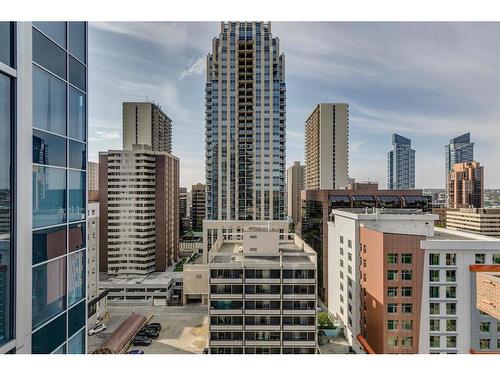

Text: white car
xmin=88 ymin=323 xmax=107 ymax=336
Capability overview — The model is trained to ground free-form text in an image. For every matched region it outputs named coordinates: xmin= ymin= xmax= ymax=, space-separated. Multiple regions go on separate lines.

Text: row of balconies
xmin=209 ymin=309 xmax=316 ymax=315
xmin=210 ymin=278 xmax=316 ymax=284
xmin=208 ymin=340 xmax=316 ymax=347
xmin=210 ymin=325 xmax=316 ymax=332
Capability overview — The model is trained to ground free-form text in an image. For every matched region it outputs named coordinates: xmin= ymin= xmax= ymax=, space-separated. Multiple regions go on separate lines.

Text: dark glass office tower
xmin=0 ymin=22 xmax=88 ymax=354
xmin=387 ymin=133 xmax=415 ymax=190
xmin=205 ymin=22 xmax=286 ymax=221
xmin=445 ymin=133 xmax=474 ymax=206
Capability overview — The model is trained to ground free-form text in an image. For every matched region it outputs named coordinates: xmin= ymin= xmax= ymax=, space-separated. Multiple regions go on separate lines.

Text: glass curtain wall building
xmin=387 ymin=133 xmax=415 ymax=190
xmin=0 ymin=21 xmax=88 ymax=354
xmin=445 ymin=133 xmax=474 ymax=206
xmin=205 ymin=22 xmax=286 ymax=221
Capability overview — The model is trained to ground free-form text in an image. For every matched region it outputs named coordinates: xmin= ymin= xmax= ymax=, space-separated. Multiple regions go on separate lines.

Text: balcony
xmin=245 ymin=309 xmax=281 ymax=315
xmin=282 ymin=278 xmax=315 ymax=284
xmin=282 ymin=325 xmax=316 ymax=331
xmin=244 ymin=325 xmax=281 ymax=331
xmin=210 ymin=278 xmax=243 ymax=284
xmin=210 ymin=340 xmax=243 ymax=346
xmin=244 ymin=340 xmax=281 ymax=347
xmin=209 ymin=308 xmax=243 ymax=315
xmin=245 ymin=294 xmax=280 ymax=300
xmin=283 ymin=340 xmax=316 ymax=347
xmin=282 ymin=294 xmax=316 ymax=300
xmin=282 ymin=309 xmax=315 ymax=315
xmin=210 ymin=293 xmax=243 ymax=300
xmin=210 ymin=325 xmax=243 ymax=331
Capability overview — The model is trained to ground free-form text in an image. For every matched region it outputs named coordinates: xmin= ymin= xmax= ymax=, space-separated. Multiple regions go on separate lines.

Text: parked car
xmin=147 ymin=323 xmax=161 ymax=331
xmin=132 ymin=336 xmax=152 ymax=346
xmin=127 ymin=350 xmax=145 ymax=354
xmin=88 ymin=323 xmax=107 ymax=336
xmin=137 ymin=328 xmax=159 ymax=339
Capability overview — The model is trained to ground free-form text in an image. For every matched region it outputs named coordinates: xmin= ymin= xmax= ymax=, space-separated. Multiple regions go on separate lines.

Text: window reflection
xmin=68 ymin=251 xmax=85 ymax=306
xmin=0 ymin=22 xmax=14 ymax=67
xmin=33 ymin=129 xmax=67 ymax=167
xmin=69 ymin=87 xmax=86 ymax=141
xmin=69 ymin=56 xmax=86 ymax=92
xmin=69 ymin=22 xmax=86 ymax=64
xmin=33 ymin=22 xmax=67 ymax=48
xmin=32 ymin=225 xmax=67 ymax=265
xmin=32 ymin=166 xmax=67 ymax=228
xmin=69 ymin=140 xmax=86 ymax=170
xmin=32 ymin=29 xmax=67 ymax=79
xmin=32 ymin=313 xmax=66 ymax=354
xmin=68 ymin=171 xmax=85 ymax=222
xmin=69 ymin=222 xmax=85 ymax=253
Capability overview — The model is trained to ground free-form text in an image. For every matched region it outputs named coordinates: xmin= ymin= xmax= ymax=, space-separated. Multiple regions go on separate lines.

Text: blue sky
xmin=88 ymin=22 xmax=500 ymax=188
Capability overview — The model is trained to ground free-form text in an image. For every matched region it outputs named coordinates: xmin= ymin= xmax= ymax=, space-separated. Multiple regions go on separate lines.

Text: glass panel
xmin=69 ymin=22 xmax=86 ymax=63
xmin=0 ymin=73 xmax=12 ymax=345
xmin=69 ymin=56 xmax=86 ymax=92
xmin=69 ymin=87 xmax=86 ymax=141
xmin=33 ymin=22 xmax=67 ymax=47
xmin=33 ymin=129 xmax=67 ymax=167
xmin=69 ymin=222 xmax=85 ymax=253
xmin=33 ymin=66 xmax=67 ymax=136
xmin=68 ymin=170 xmax=86 ymax=222
xmin=32 ymin=313 xmax=66 ymax=354
xmin=68 ymin=250 xmax=85 ymax=306
xmin=52 ymin=344 xmax=66 ymax=354
xmin=32 ymin=257 xmax=67 ymax=328
xmin=68 ymin=301 xmax=85 ymax=337
xmin=32 ymin=29 xmax=67 ymax=79
xmin=32 ymin=225 xmax=67 ymax=265
xmin=69 ymin=140 xmax=86 ymax=170
xmin=68 ymin=328 xmax=85 ymax=354
xmin=0 ymin=22 xmax=13 ymax=67
xmin=32 ymin=166 xmax=67 ymax=228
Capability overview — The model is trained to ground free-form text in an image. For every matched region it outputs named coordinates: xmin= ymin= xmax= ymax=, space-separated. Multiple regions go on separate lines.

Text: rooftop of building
xmin=431 ymin=227 xmax=500 ymax=242
xmin=100 ymin=269 xmax=183 ymax=286
xmin=447 ymin=208 xmax=500 ymax=215
xmin=331 ymin=208 xmax=437 ymax=220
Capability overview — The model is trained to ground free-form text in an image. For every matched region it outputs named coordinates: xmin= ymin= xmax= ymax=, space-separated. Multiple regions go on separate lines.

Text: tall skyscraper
xmin=205 ymin=22 xmax=286 ymax=221
xmin=447 ymin=161 xmax=484 ymax=209
xmin=286 ymin=161 xmax=304 ymax=226
xmin=88 ymin=161 xmax=99 ymax=191
xmin=122 ymin=101 xmax=172 ymax=153
xmin=304 ymin=103 xmax=349 ymax=190
xmin=0 ymin=22 xmax=88 ymax=354
xmin=387 ymin=133 xmax=415 ymax=190
xmin=99 ymin=147 xmax=179 ymax=275
xmin=179 ymin=187 xmax=190 ymax=236
xmin=445 ymin=133 xmax=474 ymax=205
xmin=191 ymin=183 xmax=206 ymax=232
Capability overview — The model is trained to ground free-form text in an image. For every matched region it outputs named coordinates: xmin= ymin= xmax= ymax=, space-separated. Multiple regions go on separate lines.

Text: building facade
xmin=205 ymin=21 xmax=286 ymax=221
xmin=286 ymin=161 xmax=304 ymax=227
xmin=445 ymin=133 xmax=474 ymax=206
xmin=0 ymin=22 xmax=88 ymax=354
xmin=99 ymin=147 xmax=179 ymax=275
xmin=447 ymin=161 xmax=484 ymax=209
xmin=446 ymin=208 xmax=500 ymax=237
xmin=208 ymin=226 xmax=317 ymax=354
xmin=191 ymin=183 xmax=206 ymax=232
xmin=179 ymin=187 xmax=190 ymax=236
xmin=122 ymin=101 xmax=172 ymax=153
xmin=88 ymin=161 xmax=99 ymax=192
xmin=387 ymin=133 xmax=415 ymax=190
xmin=298 ymin=185 xmax=430 ymax=303
xmin=304 ymin=103 xmax=349 ymax=191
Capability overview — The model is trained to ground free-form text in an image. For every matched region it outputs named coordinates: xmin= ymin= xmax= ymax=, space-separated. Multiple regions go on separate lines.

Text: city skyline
xmin=88 ymin=22 xmax=500 ymax=189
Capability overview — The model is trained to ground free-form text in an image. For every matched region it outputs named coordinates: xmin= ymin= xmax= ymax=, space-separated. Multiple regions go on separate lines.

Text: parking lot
xmin=88 ymin=304 xmax=208 ymax=354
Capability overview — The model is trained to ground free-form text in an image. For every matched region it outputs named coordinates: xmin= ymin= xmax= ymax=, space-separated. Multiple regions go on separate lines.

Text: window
xmin=429 ymin=335 xmax=440 ymax=348
xmin=402 ymin=287 xmax=412 ymax=297
xmin=68 ymin=170 xmax=86 ymax=222
xmin=68 ymin=328 xmax=84 ymax=354
xmin=68 ymin=251 xmax=85 ymax=306
xmin=387 ymin=287 xmax=398 ymax=297
xmin=480 ymin=322 xmax=490 ymax=333
xmin=446 ymin=336 xmax=457 ymax=348
xmin=387 ymin=270 xmax=398 ymax=281
xmin=68 ymin=300 xmax=85 ymax=337
xmin=32 ymin=225 xmax=67 ymax=265
xmin=446 ymin=270 xmax=456 ymax=282
xmin=446 ymin=319 xmax=456 ymax=332
xmin=401 ymin=270 xmax=412 ymax=281
xmin=33 ymin=28 xmax=67 ymax=79
xmin=33 ymin=129 xmax=67 ymax=167
xmin=429 ymin=253 xmax=440 ymax=266
xmin=446 ymin=286 xmax=456 ymax=299
xmin=493 ymin=254 xmax=500 ymax=264
xmin=429 ymin=286 xmax=440 ymax=298
xmin=430 ymin=319 xmax=440 ymax=331
xmin=388 ymin=303 xmax=398 ymax=314
xmin=402 ymin=320 xmax=412 ymax=330
xmin=69 ymin=22 xmax=86 ymax=63
xmin=388 ymin=337 xmax=398 ymax=348
xmin=429 ymin=303 xmax=440 ymax=315
xmin=401 ymin=337 xmax=413 ymax=348
xmin=69 ymin=56 xmax=86 ymax=91
xmin=446 ymin=253 xmax=456 ymax=266
xmin=446 ymin=303 xmax=456 ymax=315
xmin=402 ymin=303 xmax=413 ymax=314
xmin=401 ymin=254 xmax=412 ymax=264
xmin=340 ymin=235 xmax=344 ymax=244
xmin=387 ymin=320 xmax=398 ymax=330
xmin=31 ymin=313 xmax=66 ymax=354
xmin=0 ymin=22 xmax=14 ymax=67
xmin=475 ymin=253 xmax=485 ymax=264
xmin=33 ymin=21 xmax=67 ymax=47
xmin=33 ymin=66 xmax=67 ymax=136
xmin=69 ymin=140 xmax=86 ymax=170
xmin=69 ymin=87 xmax=86 ymax=141
xmin=347 ymin=239 xmax=352 ymax=248
xmin=479 ymin=339 xmax=490 ymax=350
xmin=429 ymin=269 xmax=440 ymax=282
xmin=32 ymin=166 xmax=67 ymax=228
xmin=387 ymin=253 xmax=398 ymax=264
xmin=32 ymin=257 xmax=67 ymax=328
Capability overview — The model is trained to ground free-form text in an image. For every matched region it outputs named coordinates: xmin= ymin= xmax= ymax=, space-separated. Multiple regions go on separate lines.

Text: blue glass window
xmin=32 ymin=166 xmax=67 ymax=228
xmin=68 ymin=301 xmax=85 ymax=337
xmin=69 ymin=56 xmax=86 ymax=92
xmin=69 ymin=22 xmax=86 ymax=64
xmin=33 ymin=22 xmax=66 ymax=48
xmin=32 ymin=313 xmax=66 ymax=354
xmin=0 ymin=22 xmax=14 ymax=67
xmin=32 ymin=257 xmax=67 ymax=328
xmin=69 ymin=140 xmax=86 ymax=170
xmin=33 ymin=66 xmax=67 ymax=136
xmin=32 ymin=29 xmax=67 ymax=79
xmin=68 ymin=251 xmax=85 ymax=307
xmin=33 ymin=129 xmax=67 ymax=167
xmin=69 ymin=87 xmax=86 ymax=141
xmin=68 ymin=329 xmax=85 ymax=354
xmin=68 ymin=171 xmax=85 ymax=222
xmin=69 ymin=222 xmax=85 ymax=253
xmin=32 ymin=225 xmax=67 ymax=265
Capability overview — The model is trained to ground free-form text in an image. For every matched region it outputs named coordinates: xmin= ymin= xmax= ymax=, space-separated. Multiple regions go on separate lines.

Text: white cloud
xmin=179 ymin=56 xmax=206 ymax=80
xmin=89 ymin=129 xmax=121 ymax=142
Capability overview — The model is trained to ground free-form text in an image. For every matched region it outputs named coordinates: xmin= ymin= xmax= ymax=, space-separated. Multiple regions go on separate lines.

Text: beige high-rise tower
xmin=122 ymin=102 xmax=172 ymax=153
xmin=286 ymin=161 xmax=304 ymax=226
xmin=447 ymin=161 xmax=484 ymax=209
xmin=305 ymin=103 xmax=349 ymax=190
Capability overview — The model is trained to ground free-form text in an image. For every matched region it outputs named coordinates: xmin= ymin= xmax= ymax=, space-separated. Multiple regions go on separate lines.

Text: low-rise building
xmin=446 ymin=208 xmax=500 ymax=237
